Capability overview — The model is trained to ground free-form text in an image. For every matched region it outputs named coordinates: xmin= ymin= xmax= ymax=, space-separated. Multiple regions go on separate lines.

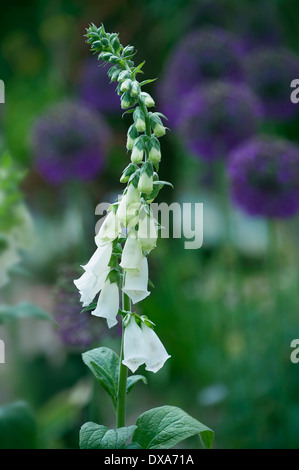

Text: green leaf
xmin=132 ymin=405 xmax=214 ymax=449
xmin=153 ymin=180 xmax=174 ymax=188
xmin=0 ymin=302 xmax=58 ymax=326
xmin=80 ymin=422 xmax=137 ymax=449
xmin=81 ymin=302 xmax=97 ymax=313
xmin=140 ymin=78 xmax=158 ymax=86
xmin=125 ymin=442 xmax=142 ymax=449
xmin=82 ymin=347 xmax=120 ymax=409
xmin=132 ymin=61 xmax=145 ymax=76
xmin=0 ymin=401 xmax=37 ymax=449
xmin=126 ymin=375 xmax=147 ymax=394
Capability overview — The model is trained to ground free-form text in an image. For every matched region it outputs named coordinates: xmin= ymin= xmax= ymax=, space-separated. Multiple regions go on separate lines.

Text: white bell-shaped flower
xmin=92 ymin=279 xmax=119 ymax=328
xmin=122 ymin=255 xmax=150 ymax=304
xmin=120 ymin=232 xmax=143 ymax=271
xmin=137 ymin=208 xmax=158 ymax=253
xmin=74 ymin=242 xmax=112 ymax=306
xmin=141 ymin=321 xmax=171 ymax=373
xmin=95 ymin=210 xmax=120 ymax=245
xmin=122 ymin=316 xmax=147 ymax=373
xmin=81 ymin=242 xmax=112 ymax=274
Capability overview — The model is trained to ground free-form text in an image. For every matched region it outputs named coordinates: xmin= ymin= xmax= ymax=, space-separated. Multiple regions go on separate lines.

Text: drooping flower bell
xmin=122 ymin=316 xmax=170 ymax=373
xmin=95 ymin=209 xmax=120 ymax=245
xmin=117 ymin=183 xmax=141 ymax=227
xmin=120 ymin=231 xmax=143 ymax=271
xmin=92 ymin=277 xmax=120 ymax=328
xmin=137 ymin=206 xmax=158 ymax=254
xmin=228 ymin=136 xmax=299 ymax=218
xmin=122 ymin=256 xmax=150 ymax=304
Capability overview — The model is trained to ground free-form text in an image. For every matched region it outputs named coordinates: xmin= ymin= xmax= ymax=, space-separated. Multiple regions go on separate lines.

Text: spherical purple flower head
xmin=157 ymin=27 xmax=245 ymax=126
xmin=230 ymin=1 xmax=282 ymax=52
xmin=77 ymin=58 xmax=121 ymax=113
xmin=31 ymin=100 xmax=111 ymax=184
xmin=244 ymin=48 xmax=299 ymax=120
xmin=177 ymin=81 xmax=263 ymax=160
xmin=228 ymin=137 xmax=299 ymax=218
xmin=53 ymin=266 xmax=104 ymax=349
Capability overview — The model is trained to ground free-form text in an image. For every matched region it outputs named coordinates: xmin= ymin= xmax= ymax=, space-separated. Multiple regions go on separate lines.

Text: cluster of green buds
xmin=85 ymin=23 xmax=168 ymax=203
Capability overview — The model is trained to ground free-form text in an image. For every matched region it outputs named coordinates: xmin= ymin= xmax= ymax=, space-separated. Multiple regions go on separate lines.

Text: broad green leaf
xmin=0 ymin=302 xmax=58 ymax=326
xmin=0 ymin=401 xmax=37 ymax=449
xmin=126 ymin=375 xmax=147 ymax=394
xmin=125 ymin=442 xmax=142 ymax=449
xmin=80 ymin=422 xmax=136 ymax=449
xmin=132 ymin=405 xmax=214 ymax=449
xmin=82 ymin=347 xmax=120 ymax=409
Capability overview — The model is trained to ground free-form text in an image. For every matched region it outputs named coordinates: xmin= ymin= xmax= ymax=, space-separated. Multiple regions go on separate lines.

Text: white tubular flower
xmin=75 ymin=267 xmax=109 ymax=306
xmin=138 ymin=172 xmax=153 ymax=194
xmin=82 ymin=242 xmax=112 ymax=274
xmin=120 ymin=232 xmax=143 ymax=271
xmin=148 ymin=145 xmax=161 ymax=164
xmin=122 ymin=255 xmax=150 ymax=304
xmin=92 ymin=279 xmax=119 ymax=328
xmin=141 ymin=321 xmax=171 ymax=373
xmin=95 ymin=211 xmax=120 ymax=245
xmin=122 ymin=316 xmax=147 ymax=373
xmin=137 ymin=208 xmax=158 ymax=253
xmin=74 ymin=242 xmax=112 ymax=306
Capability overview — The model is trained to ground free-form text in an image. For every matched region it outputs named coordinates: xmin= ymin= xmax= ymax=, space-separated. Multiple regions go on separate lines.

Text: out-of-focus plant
xmin=71 ymin=23 xmax=214 ymax=450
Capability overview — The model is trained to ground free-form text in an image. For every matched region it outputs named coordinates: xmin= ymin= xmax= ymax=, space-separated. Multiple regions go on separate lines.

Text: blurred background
xmin=1 ymin=0 xmax=299 ymax=449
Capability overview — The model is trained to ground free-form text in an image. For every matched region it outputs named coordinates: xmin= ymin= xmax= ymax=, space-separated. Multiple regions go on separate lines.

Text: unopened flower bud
xmin=121 ymin=92 xmax=135 ymax=109
xmin=131 ymin=145 xmax=144 ymax=164
xmin=126 ymin=125 xmax=139 ymax=150
xmin=133 ymin=107 xmax=146 ymax=132
xmin=140 ymin=92 xmax=155 ymax=108
xmin=120 ymin=79 xmax=132 ymax=93
xmin=150 ymin=114 xmax=166 ymax=137
xmin=130 ymin=80 xmax=140 ymax=98
xmin=138 ymin=172 xmax=153 ymax=194
xmin=148 ymin=137 xmax=161 ymax=164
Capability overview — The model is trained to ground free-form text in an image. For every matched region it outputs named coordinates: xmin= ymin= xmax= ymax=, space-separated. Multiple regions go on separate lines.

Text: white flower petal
xmin=122 ymin=256 xmax=150 ymax=304
xmin=82 ymin=242 xmax=112 ymax=274
xmin=95 ymin=211 xmax=120 ymax=245
xmin=122 ymin=317 xmax=147 ymax=373
xmin=141 ymin=322 xmax=170 ymax=373
xmin=74 ymin=266 xmax=110 ymax=306
xmin=92 ymin=279 xmax=119 ymax=328
xmin=120 ymin=234 xmax=143 ymax=271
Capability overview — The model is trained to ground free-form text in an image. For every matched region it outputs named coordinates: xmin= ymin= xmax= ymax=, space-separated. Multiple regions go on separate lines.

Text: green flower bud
xmin=121 ymin=92 xmax=135 ymax=109
xmin=118 ymin=70 xmax=131 ymax=82
xmin=149 ymin=114 xmax=166 ymax=137
xmin=133 ymin=107 xmax=146 ymax=132
xmin=130 ymin=80 xmax=140 ymax=98
xmin=120 ymin=79 xmax=132 ymax=93
xmin=148 ymin=137 xmax=161 ymax=164
xmin=140 ymin=92 xmax=155 ymax=108
xmin=138 ymin=171 xmax=153 ymax=193
xmin=131 ymin=146 xmax=144 ymax=164
xmin=120 ymin=163 xmax=138 ymax=183
xmin=126 ymin=124 xmax=139 ymax=150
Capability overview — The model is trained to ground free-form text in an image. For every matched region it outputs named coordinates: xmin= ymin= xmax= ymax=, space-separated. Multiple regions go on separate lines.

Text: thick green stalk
xmin=116 ymin=288 xmax=131 ymax=428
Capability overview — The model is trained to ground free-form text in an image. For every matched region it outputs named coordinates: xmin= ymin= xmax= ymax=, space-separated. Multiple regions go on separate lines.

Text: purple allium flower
xmin=178 ymin=81 xmax=263 ymax=160
xmin=77 ymin=58 xmax=121 ymax=113
xmin=244 ymin=48 xmax=299 ymax=120
xmin=31 ymin=100 xmax=111 ymax=184
xmin=157 ymin=28 xmax=245 ymax=126
xmin=228 ymin=137 xmax=299 ymax=218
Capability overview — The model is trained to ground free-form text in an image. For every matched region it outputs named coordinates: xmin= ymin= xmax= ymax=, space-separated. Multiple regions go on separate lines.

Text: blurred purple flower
xmin=244 ymin=48 xmax=299 ymax=120
xmin=77 ymin=58 xmax=120 ymax=113
xmin=178 ymin=81 xmax=263 ymax=160
xmin=157 ymin=28 xmax=245 ymax=126
xmin=31 ymin=100 xmax=111 ymax=184
xmin=228 ymin=137 xmax=299 ymax=218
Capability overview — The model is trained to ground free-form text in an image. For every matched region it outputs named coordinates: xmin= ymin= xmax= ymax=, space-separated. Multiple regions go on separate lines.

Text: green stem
xmin=116 ymin=289 xmax=131 ymax=428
